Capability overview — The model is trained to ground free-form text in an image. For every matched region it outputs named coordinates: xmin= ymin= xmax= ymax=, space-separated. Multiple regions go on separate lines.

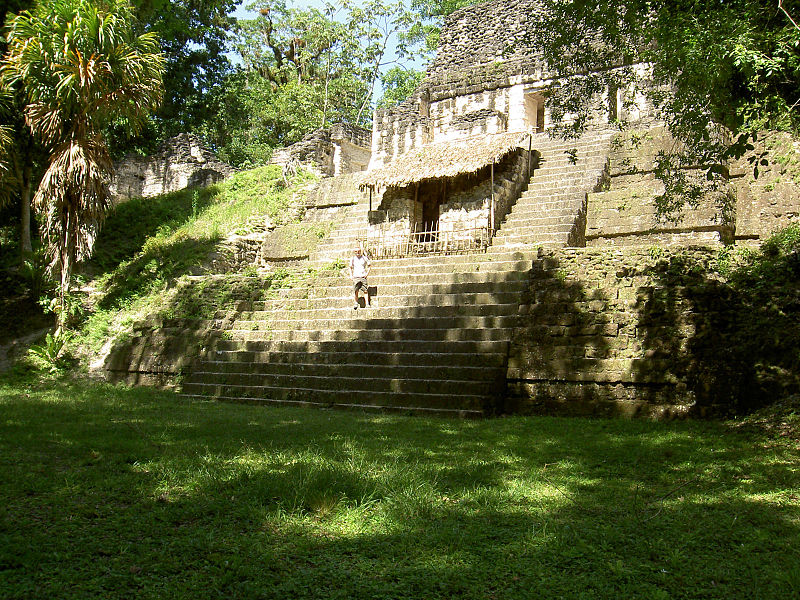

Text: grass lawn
xmin=0 ymin=375 xmax=798 ymax=599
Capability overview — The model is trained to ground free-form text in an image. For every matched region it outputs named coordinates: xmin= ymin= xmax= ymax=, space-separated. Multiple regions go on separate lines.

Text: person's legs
xmin=365 ymin=283 xmax=371 ymax=307
xmin=353 ymin=279 xmax=368 ymax=309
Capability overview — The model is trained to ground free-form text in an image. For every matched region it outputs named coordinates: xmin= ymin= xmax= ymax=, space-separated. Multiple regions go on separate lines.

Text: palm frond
xmin=4 ymin=0 xmax=165 ymax=304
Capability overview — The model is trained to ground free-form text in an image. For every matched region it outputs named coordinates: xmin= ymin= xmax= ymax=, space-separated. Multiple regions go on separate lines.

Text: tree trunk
xmin=20 ymin=164 xmax=32 ymax=258
xmin=59 ymin=207 xmax=72 ymax=330
xmin=356 ymin=35 xmax=389 ymax=127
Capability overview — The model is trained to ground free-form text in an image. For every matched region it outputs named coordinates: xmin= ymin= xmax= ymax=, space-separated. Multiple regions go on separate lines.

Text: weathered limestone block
xmin=270 ymin=126 xmax=372 ymax=178
xmin=586 ymin=177 xmax=733 ymax=246
xmin=731 ymin=131 xmax=800 ymax=241
xmin=507 ymin=246 xmax=733 ymax=415
xmin=608 ymin=127 xmax=683 ymax=176
xmin=304 ymin=173 xmax=368 ymax=209
xmin=104 ymin=320 xmax=217 ymax=387
xmin=110 ymin=133 xmax=236 ymax=202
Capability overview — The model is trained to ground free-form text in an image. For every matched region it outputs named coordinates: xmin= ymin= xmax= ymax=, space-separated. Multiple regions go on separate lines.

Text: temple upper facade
xmin=368 ymin=0 xmax=652 ymax=171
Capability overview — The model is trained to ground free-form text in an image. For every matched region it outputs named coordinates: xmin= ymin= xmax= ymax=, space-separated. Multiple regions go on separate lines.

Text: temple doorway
xmin=524 ymin=92 xmax=546 ymax=133
xmin=416 ymin=179 xmax=445 ymax=236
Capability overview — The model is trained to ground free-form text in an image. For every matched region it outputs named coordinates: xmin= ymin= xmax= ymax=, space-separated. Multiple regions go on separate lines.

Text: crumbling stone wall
xmin=110 ymin=134 xmax=236 ymax=202
xmin=731 ymin=131 xmax=800 ymax=243
xmin=370 ymin=0 xmax=654 ymax=169
xmin=585 ymin=128 xmax=734 ymax=247
xmin=506 ymin=246 xmax=737 ymax=417
xmin=424 ymin=0 xmax=545 ymax=93
xmin=370 ymin=94 xmax=431 ymax=169
xmin=583 ymin=127 xmax=800 ymax=247
xmin=271 ymin=125 xmax=372 ymax=177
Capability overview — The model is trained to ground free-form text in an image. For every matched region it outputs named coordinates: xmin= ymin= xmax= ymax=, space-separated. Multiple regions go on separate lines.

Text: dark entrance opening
xmin=416 ymin=179 xmax=445 ymax=240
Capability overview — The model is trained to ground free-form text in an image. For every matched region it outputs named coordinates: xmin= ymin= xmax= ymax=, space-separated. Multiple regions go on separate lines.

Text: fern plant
xmin=28 ymin=331 xmax=67 ymax=373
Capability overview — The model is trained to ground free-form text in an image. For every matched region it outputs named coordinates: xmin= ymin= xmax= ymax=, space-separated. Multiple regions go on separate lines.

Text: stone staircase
xmin=180 ymin=251 xmax=535 ymax=417
xmin=179 ymin=130 xmax=614 ymax=415
xmin=492 ymin=130 xmax=612 ymax=249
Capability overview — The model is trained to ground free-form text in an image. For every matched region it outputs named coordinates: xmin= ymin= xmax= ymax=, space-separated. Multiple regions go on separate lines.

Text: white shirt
xmin=350 ymin=254 xmax=371 ymax=278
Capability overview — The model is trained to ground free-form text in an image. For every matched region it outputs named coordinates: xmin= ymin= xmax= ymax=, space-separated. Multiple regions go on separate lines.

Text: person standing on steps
xmin=349 ymin=246 xmax=372 ymax=310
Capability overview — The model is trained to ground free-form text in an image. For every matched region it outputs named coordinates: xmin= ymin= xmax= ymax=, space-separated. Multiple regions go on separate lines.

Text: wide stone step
xmin=510 ymin=199 xmax=582 ymax=213
xmin=532 ymin=141 xmax=611 ymax=152
xmin=193 ymin=360 xmax=503 ymax=381
xmin=524 ymin=183 xmax=599 ymax=195
xmin=500 ymin=220 xmax=575 ymax=233
xmin=289 ymin=269 xmax=532 ymax=289
xmin=225 ymin=313 xmax=520 ymax=332
xmin=531 ymin=160 xmax=606 ymax=172
xmin=495 ymin=230 xmax=573 ymax=244
xmin=510 ymin=195 xmax=580 ymax=209
xmin=533 ymin=162 xmax=608 ymax=173
xmin=493 ymin=238 xmax=567 ymax=248
xmin=211 ymin=338 xmax=509 ymax=354
xmin=496 ymin=223 xmax=574 ymax=235
xmin=494 ymin=235 xmax=569 ymax=244
xmin=529 ymin=166 xmax=606 ymax=180
xmin=206 ymin=349 xmax=507 ymax=368
xmin=225 ymin=326 xmax=514 ymax=343
xmin=183 ymin=372 xmax=498 ymax=396
xmin=250 ymin=290 xmax=525 ymax=312
xmin=269 ymin=279 xmax=529 ymax=302
xmin=223 ymin=303 xmax=523 ymax=321
xmin=501 ymin=214 xmax=576 ymax=227
xmin=180 ymin=389 xmax=488 ymax=417
xmin=367 ymin=268 xmax=530 ymax=285
xmin=312 ymin=249 xmax=537 ymax=267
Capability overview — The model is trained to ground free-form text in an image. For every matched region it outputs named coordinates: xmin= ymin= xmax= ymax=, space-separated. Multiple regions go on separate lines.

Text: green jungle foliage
xmin=376 ymin=66 xmax=425 ymax=109
xmin=201 ymin=0 xmax=414 ymax=168
xmin=1 ymin=0 xmax=164 ymax=320
xmin=106 ymin=0 xmax=239 ymax=156
xmin=406 ymin=0 xmax=478 ymax=54
xmin=530 ymin=0 xmax=800 ymax=215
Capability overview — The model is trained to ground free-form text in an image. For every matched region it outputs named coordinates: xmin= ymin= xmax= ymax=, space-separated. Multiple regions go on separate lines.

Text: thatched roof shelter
xmin=361 ymin=132 xmax=531 ymax=190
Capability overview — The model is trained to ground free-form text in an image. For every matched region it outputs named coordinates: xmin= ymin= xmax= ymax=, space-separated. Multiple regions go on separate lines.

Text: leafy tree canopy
xmin=2 ymin=0 xmax=164 ymax=314
xmin=376 ymin=66 xmax=424 ymax=108
xmin=527 ymin=0 xmax=800 ymax=212
xmin=405 ymin=0 xmax=475 ymax=56
xmin=101 ymin=0 xmax=239 ymax=156
xmin=203 ymin=0 xmax=413 ymax=167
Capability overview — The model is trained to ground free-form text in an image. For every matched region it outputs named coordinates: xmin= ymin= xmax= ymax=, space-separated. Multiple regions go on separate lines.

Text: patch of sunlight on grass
xmin=2 ymin=377 xmax=798 ymax=599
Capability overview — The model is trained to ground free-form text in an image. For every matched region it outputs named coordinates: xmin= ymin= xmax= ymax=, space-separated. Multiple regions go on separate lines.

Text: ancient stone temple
xmin=112 ymin=0 xmax=799 ymax=418
xmin=358 ymin=0 xmax=660 ymax=255
xmin=352 ymin=0 xmax=794 ymax=253
xmin=269 ymin=124 xmax=372 ymax=177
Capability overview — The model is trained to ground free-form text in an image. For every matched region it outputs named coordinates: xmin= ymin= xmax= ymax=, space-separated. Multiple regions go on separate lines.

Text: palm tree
xmin=2 ymin=0 xmax=164 ymax=321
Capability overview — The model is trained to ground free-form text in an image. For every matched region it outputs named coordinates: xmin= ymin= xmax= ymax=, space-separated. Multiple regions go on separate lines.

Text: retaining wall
xmin=506 ymin=246 xmax=777 ymax=417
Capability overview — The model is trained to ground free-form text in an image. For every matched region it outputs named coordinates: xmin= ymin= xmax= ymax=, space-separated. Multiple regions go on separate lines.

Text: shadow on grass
xmin=1 ymin=381 xmax=797 ymax=598
xmin=89 ymin=185 xmax=221 ymax=277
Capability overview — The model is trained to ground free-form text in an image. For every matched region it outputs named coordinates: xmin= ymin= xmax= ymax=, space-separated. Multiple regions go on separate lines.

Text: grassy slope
xmin=0 ymin=375 xmax=797 ymax=599
xmin=76 ymin=166 xmax=318 ymax=356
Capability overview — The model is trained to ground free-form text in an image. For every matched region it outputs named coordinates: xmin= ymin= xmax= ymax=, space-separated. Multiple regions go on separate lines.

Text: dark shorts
xmin=353 ymin=278 xmax=368 ymax=293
